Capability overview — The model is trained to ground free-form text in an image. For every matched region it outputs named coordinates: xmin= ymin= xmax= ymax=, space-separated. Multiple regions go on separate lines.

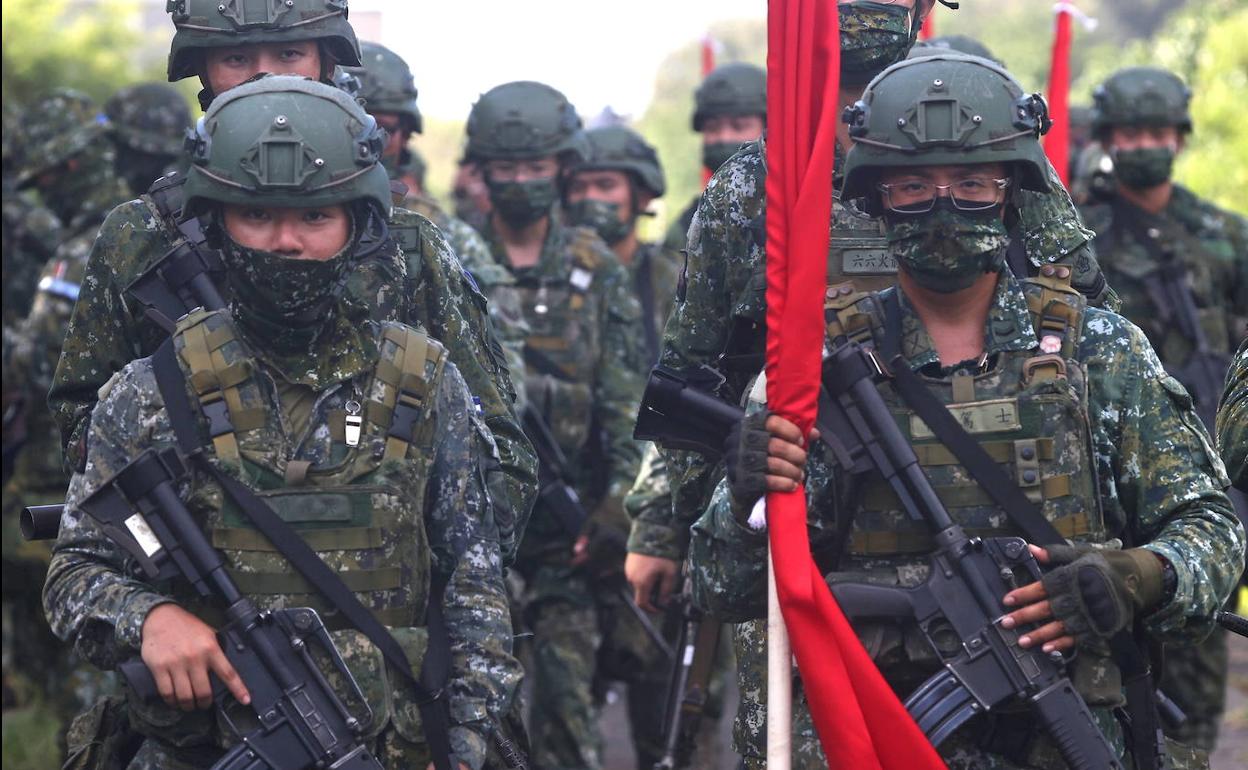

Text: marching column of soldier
xmin=0 ymin=1 xmax=1244 ymax=769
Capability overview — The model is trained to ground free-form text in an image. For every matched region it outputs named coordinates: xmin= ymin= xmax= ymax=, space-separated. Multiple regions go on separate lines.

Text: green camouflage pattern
xmin=481 ymin=214 xmax=644 ymax=770
xmin=661 ymin=196 xmax=699 ymax=253
xmin=1 ymin=185 xmax=64 ymax=323
xmin=43 ymin=307 xmax=521 ymax=769
xmin=1079 ymin=185 xmax=1248 ymax=383
xmin=630 ymin=240 xmax=683 ymax=367
xmin=1079 ymin=184 xmax=1247 ymax=751
xmin=1220 ymin=337 xmax=1248 ymax=490
xmin=838 ymin=1 xmax=919 ymax=85
xmin=9 ymin=89 xmax=109 ymax=189
xmin=689 ymin=271 xmax=1243 ymax=766
xmin=48 ymin=191 xmax=537 ymax=566
xmin=884 ymin=206 xmax=1010 ymax=293
xmin=630 ymin=136 xmax=1112 ymax=563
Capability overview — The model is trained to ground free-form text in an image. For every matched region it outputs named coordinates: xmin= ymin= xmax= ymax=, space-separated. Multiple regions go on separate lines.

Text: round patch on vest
xmin=1040 ymin=334 xmax=1062 ymax=354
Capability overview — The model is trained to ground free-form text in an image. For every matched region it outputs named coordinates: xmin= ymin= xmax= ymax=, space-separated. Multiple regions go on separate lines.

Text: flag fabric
xmin=919 ymin=7 xmax=936 ymax=40
xmin=762 ymin=1 xmax=946 ymax=768
xmin=701 ymin=35 xmax=716 ymax=185
xmin=1044 ymin=4 xmax=1074 ymax=187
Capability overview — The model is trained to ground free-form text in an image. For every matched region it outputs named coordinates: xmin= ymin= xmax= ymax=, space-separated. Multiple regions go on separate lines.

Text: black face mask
xmin=702 ymin=141 xmax=741 ymax=173
xmin=1112 ymin=147 xmax=1176 ymax=189
xmin=487 ymin=177 xmax=558 ymax=228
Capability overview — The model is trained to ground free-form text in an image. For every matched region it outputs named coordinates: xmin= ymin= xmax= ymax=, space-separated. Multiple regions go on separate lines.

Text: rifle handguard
xmin=634 ymin=365 xmax=745 ymax=459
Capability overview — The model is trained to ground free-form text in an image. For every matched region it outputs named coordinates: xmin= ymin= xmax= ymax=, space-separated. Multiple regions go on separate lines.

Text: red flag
xmin=919 ymin=8 xmax=936 ymax=40
xmin=1044 ymin=5 xmax=1073 ymax=187
xmin=701 ymin=35 xmax=717 ymax=186
xmin=763 ymin=1 xmax=946 ymax=768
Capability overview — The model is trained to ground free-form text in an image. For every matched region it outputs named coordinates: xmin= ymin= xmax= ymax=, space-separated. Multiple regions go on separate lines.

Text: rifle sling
xmin=152 ymin=340 xmax=456 ymax=770
xmin=876 ymin=292 xmax=1162 ymax=770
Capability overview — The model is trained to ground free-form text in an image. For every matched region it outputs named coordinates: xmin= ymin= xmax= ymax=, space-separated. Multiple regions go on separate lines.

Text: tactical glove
xmin=725 ymin=410 xmax=771 ymax=522
xmin=1040 ymin=545 xmax=1165 ymax=642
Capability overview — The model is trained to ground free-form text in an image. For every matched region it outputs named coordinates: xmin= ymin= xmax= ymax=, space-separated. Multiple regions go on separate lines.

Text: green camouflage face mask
xmin=565 ymin=199 xmax=631 ymax=245
xmin=223 ymin=229 xmax=353 ymax=350
xmin=488 ymin=177 xmax=558 ymax=228
xmin=1112 ymin=146 xmax=1175 ymax=189
xmin=702 ymin=141 xmax=740 ymax=173
xmin=887 ymin=203 xmax=1009 ymax=293
xmin=839 ymin=2 xmax=917 ymax=85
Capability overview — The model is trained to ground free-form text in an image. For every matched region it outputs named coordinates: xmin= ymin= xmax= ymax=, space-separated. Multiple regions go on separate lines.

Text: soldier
xmin=689 ymin=53 xmax=1243 ymax=769
xmin=3 ymin=90 xmax=131 ymax=730
xmin=103 ymin=83 xmax=194 ymax=197
xmin=1078 ymin=66 xmax=1248 ymax=752
xmin=566 ymin=125 xmax=680 ymax=367
xmin=662 ymin=62 xmax=767 ymax=253
xmin=47 ymin=0 xmax=538 ymax=566
xmin=43 ymin=76 xmax=521 ymax=770
xmin=464 ymin=80 xmax=646 ymax=770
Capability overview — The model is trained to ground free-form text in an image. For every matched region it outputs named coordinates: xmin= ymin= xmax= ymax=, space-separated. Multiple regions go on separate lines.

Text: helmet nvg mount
xmin=692 ymin=62 xmax=766 ymax=131
xmin=166 ymin=0 xmax=361 ymax=82
xmin=349 ymin=41 xmax=422 ymax=133
xmin=1091 ymin=66 xmax=1192 ymax=135
xmin=840 ymin=53 xmax=1052 ymax=202
xmin=576 ymin=125 xmax=666 ymax=198
xmin=464 ymin=81 xmax=588 ymax=164
xmin=182 ymin=75 xmax=391 ymax=216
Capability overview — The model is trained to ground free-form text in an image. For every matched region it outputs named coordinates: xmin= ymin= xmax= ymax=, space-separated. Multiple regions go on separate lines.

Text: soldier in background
xmin=1078 ymin=65 xmax=1248 ymax=753
xmin=662 ymin=62 xmax=766 ymax=253
xmin=465 ymin=80 xmax=646 ymax=770
xmin=103 ymin=83 xmax=193 ymax=197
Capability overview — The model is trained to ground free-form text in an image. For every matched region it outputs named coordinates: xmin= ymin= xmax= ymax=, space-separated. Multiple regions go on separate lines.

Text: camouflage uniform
xmin=2 ymin=90 xmax=130 ymax=724
xmin=480 ymin=214 xmax=645 ymax=770
xmin=690 ymin=270 xmax=1243 ymax=769
xmin=103 ymin=83 xmax=193 ymax=198
xmin=1078 ymin=66 xmax=1248 ymax=752
xmin=1 ymin=185 xmax=64 ymax=326
xmin=1220 ymin=337 xmax=1248 ymax=491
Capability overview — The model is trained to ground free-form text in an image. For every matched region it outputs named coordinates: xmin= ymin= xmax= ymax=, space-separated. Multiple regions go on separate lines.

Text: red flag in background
xmin=763 ymin=1 xmax=946 ymax=768
xmin=1044 ymin=5 xmax=1073 ymax=187
xmin=919 ymin=7 xmax=936 ymax=40
xmin=701 ymin=35 xmax=717 ymax=186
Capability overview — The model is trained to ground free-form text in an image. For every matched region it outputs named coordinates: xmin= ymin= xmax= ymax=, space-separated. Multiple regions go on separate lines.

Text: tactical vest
xmin=517 ymin=226 xmax=611 ymax=460
xmin=825 ymin=270 xmax=1104 ymax=563
xmin=163 ymin=308 xmax=446 ymax=742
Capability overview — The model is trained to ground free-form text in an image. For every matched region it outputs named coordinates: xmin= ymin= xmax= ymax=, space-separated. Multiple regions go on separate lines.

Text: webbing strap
xmin=636 ymin=249 xmax=660 ymax=366
xmin=152 ymin=340 xmax=456 ymax=770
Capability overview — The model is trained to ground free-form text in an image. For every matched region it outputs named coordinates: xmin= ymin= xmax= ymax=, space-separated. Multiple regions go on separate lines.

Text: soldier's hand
xmin=626 ymin=553 xmax=679 ymax=612
xmin=141 ymin=603 xmax=250 ymax=711
xmin=1000 ymin=546 xmax=1076 ymax=654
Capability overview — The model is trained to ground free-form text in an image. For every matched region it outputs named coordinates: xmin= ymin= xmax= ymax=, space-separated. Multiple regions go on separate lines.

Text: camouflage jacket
xmin=1079 ymin=184 xmax=1248 ymax=390
xmin=1221 ymin=336 xmax=1248 ymax=491
xmin=47 ymin=185 xmax=537 ymax=563
xmin=43 ymin=310 xmax=521 ymax=769
xmin=631 ymin=136 xmax=1116 ymax=562
xmin=628 ymin=240 xmax=682 ymax=369
xmin=689 ymin=271 xmax=1243 ymax=762
xmin=1 ymin=183 xmax=65 ymax=325
xmin=482 ymin=216 xmax=645 ymax=552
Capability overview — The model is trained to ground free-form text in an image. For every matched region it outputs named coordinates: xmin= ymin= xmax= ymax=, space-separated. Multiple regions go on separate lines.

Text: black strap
xmin=1005 ymin=225 xmax=1031 ymax=280
xmin=152 ymin=340 xmax=456 ymax=770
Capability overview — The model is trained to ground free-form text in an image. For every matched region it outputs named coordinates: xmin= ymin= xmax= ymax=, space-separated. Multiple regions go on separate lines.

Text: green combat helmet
xmin=105 ymin=83 xmax=193 ymax=157
xmin=463 ymin=80 xmax=588 ymax=163
xmin=182 ymin=75 xmax=390 ymax=216
xmin=1091 ymin=66 xmax=1192 ymax=135
xmin=577 ymin=125 xmax=666 ymax=198
xmin=351 ymin=40 xmax=422 ymax=133
xmin=841 ymin=53 xmax=1052 ymax=206
xmin=10 ymin=89 xmax=109 ymax=188
xmin=166 ymin=0 xmax=361 ymax=82
xmin=692 ymin=62 xmax=767 ymax=131
xmin=908 ymin=34 xmax=1002 ymax=67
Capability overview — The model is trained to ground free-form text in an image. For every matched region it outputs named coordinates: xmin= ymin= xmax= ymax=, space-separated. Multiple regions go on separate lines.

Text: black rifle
xmin=521 ymin=404 xmax=674 ymax=661
xmin=126 ymin=215 xmax=228 ymax=332
xmin=634 ymin=365 xmax=745 ymax=459
xmin=76 ymin=446 xmax=384 ymax=770
xmin=20 ymin=503 xmax=64 ymax=541
xmin=653 ymin=569 xmax=720 ymax=770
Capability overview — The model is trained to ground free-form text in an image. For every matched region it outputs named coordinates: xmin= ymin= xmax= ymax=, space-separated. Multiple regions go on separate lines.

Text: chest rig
xmin=170 ymin=309 xmax=446 ymax=632
xmin=823 ymin=269 xmax=1105 ymax=566
xmin=518 ymin=227 xmax=608 ymax=456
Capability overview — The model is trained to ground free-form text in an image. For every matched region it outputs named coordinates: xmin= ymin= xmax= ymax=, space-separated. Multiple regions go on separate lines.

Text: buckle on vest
xmin=1022 ymin=354 xmax=1067 ymax=386
xmin=388 ymin=389 xmax=426 ymax=440
xmin=200 ymin=390 xmax=234 ymax=438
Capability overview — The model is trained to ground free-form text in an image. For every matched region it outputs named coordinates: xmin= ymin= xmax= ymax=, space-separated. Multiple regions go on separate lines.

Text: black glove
xmin=1040 ymin=545 xmax=1165 ymax=642
xmin=725 ymin=410 xmax=771 ymax=521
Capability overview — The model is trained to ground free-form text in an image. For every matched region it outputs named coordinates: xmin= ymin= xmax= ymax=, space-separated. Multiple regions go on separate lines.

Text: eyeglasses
xmin=876 ymin=176 xmax=1011 ymax=213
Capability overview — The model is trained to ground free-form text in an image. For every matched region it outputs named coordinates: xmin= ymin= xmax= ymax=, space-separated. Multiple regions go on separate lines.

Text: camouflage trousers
xmin=520 ymin=563 xmax=606 ymax=770
xmin=730 ymin=619 xmax=1210 ymax=770
xmin=1160 ymin=626 xmax=1229 ymax=751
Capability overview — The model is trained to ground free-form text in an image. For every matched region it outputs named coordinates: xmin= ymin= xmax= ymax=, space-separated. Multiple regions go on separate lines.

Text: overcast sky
xmin=353 ymin=0 xmax=765 ymax=122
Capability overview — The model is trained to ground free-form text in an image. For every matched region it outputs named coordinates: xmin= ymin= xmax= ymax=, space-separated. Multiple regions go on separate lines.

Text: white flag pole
xmin=762 ymin=500 xmax=792 ymax=770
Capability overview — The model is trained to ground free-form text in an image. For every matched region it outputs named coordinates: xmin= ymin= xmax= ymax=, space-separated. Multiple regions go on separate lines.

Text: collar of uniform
xmin=243 ymin=301 xmax=379 ymax=390
xmin=483 ymin=213 xmax=574 ymax=280
xmin=891 ymin=270 xmax=1038 ymax=373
